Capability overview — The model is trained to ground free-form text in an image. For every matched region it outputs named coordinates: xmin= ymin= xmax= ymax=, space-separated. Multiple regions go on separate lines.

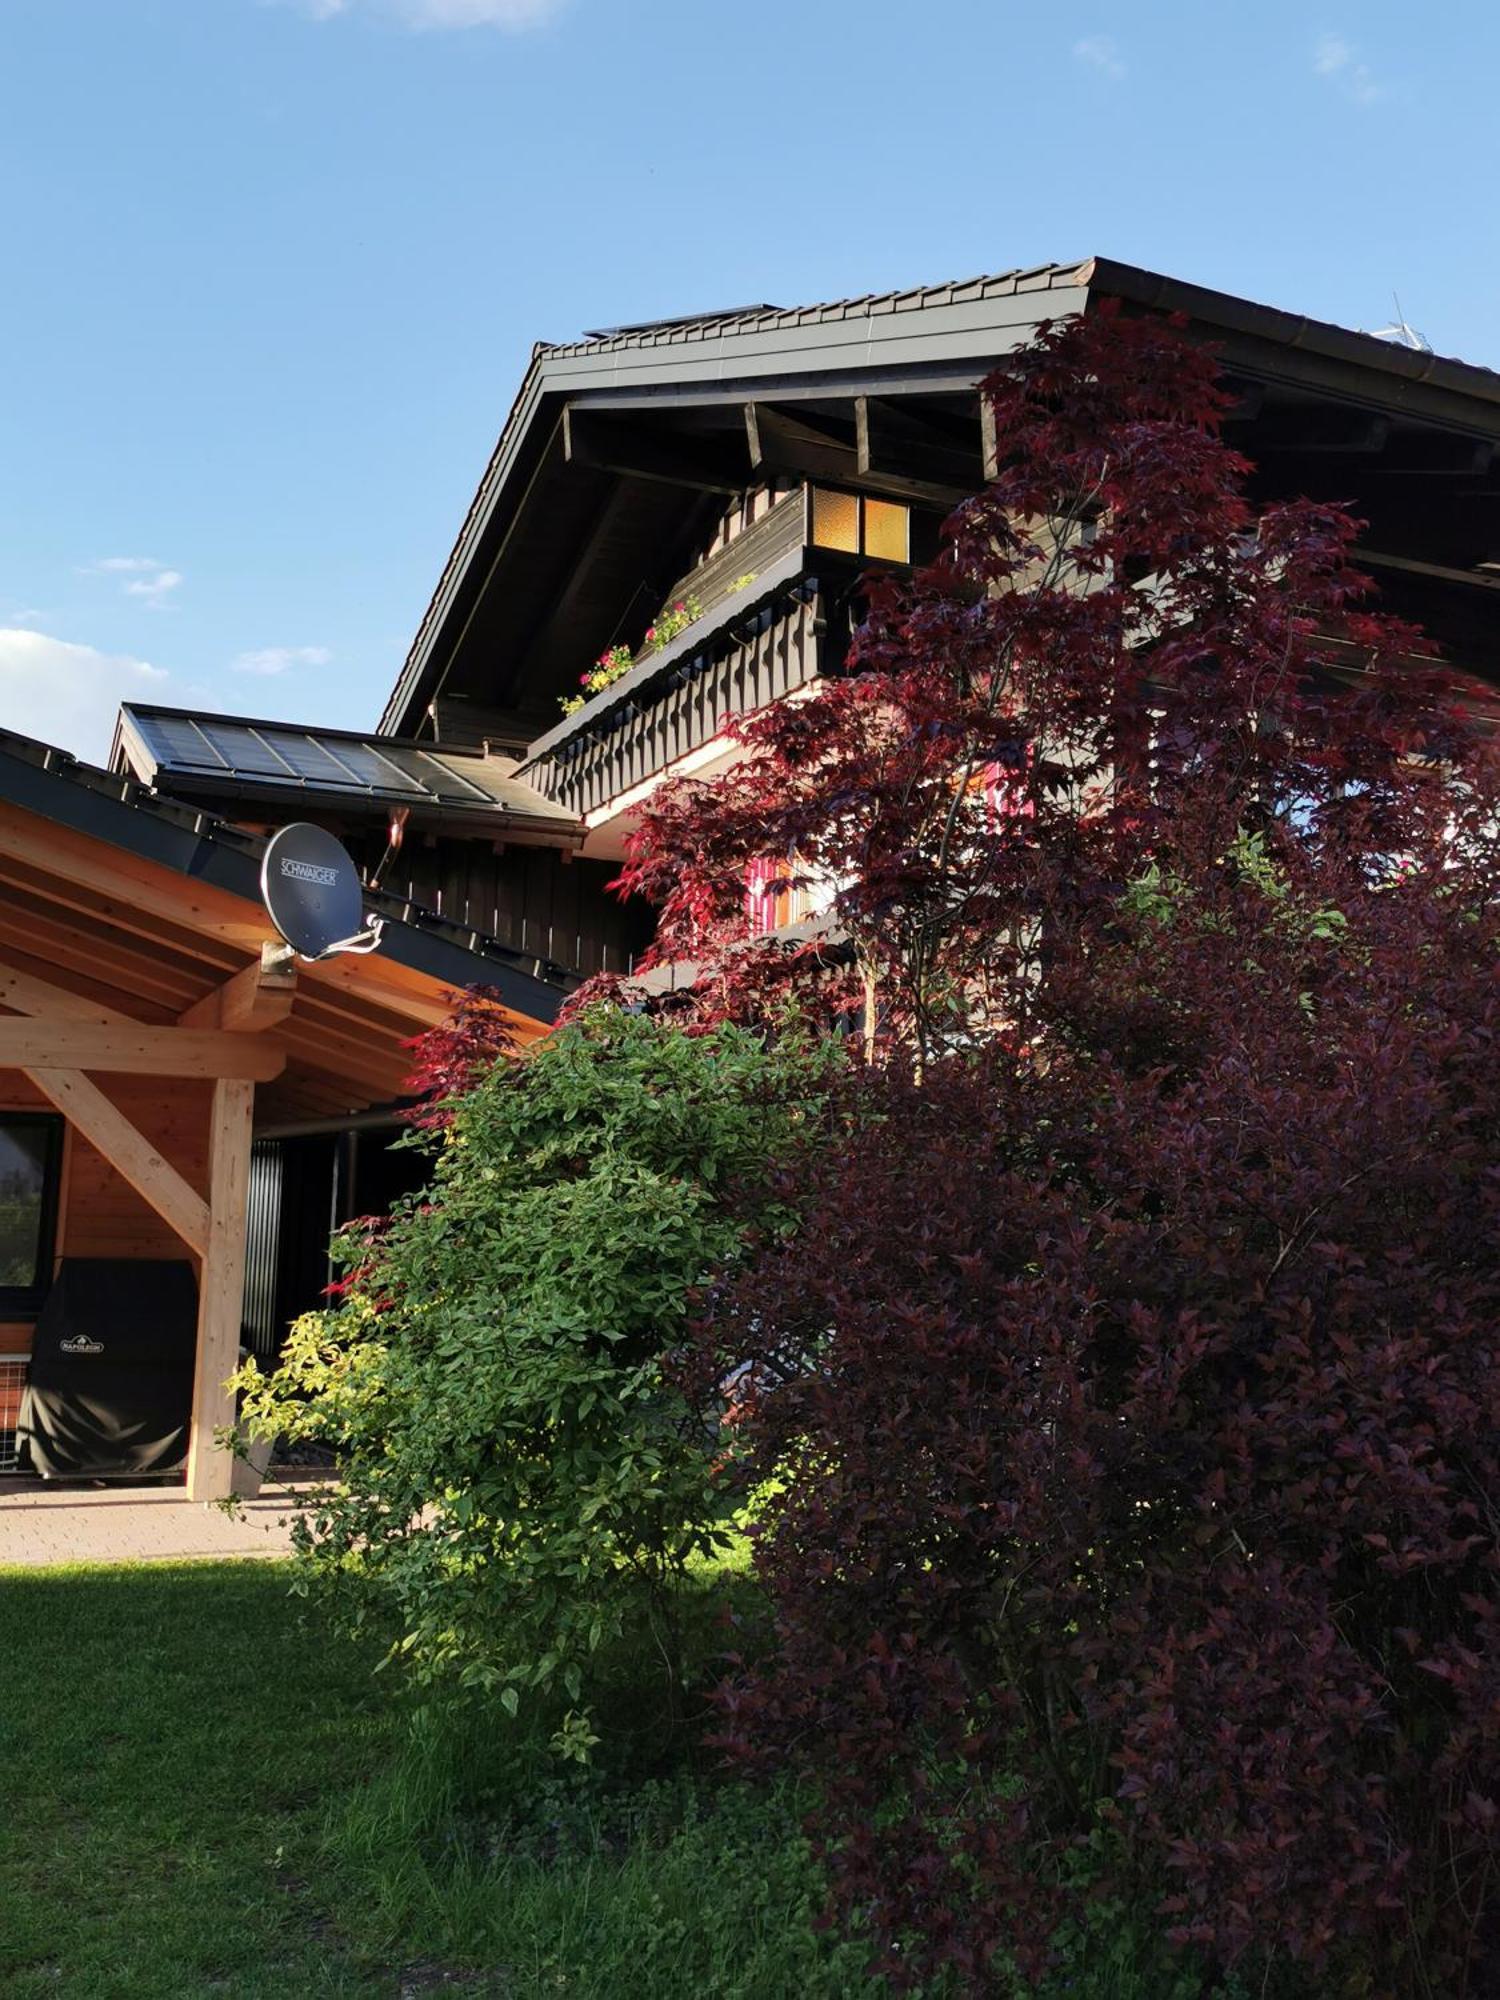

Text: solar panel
xmin=139 ymin=713 xmax=233 ymax=772
xmin=317 ymin=739 xmax=427 ymax=794
xmin=261 ymin=732 xmax=370 ymax=787
xmin=198 ymin=722 xmax=298 ymax=780
xmin=121 ymin=706 xmax=572 ymax=821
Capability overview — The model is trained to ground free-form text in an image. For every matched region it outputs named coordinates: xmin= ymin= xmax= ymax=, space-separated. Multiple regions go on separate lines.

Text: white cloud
xmin=233 ymin=644 xmax=333 ymax=676
xmin=0 ymin=629 xmax=169 ymax=765
xmin=84 ymin=556 xmax=184 ymax=610
xmin=286 ymin=0 xmax=566 ymax=27
xmin=1313 ymin=33 xmax=1384 ymax=104
xmin=124 ymin=569 xmax=183 ymax=607
xmin=1073 ymin=34 xmax=1125 ymax=79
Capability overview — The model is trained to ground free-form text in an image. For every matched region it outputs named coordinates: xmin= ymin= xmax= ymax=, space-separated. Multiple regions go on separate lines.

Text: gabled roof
xmin=115 ymin=703 xmax=579 ymax=837
xmin=378 ymin=254 xmax=1500 ymax=742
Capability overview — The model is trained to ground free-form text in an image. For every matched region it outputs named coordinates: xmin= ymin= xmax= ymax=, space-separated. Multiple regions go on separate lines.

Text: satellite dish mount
xmin=260 ymin=823 xmax=385 ymax=967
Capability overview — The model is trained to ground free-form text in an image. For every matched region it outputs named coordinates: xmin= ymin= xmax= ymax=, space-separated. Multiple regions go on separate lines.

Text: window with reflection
xmin=808 ymin=488 xmax=910 ymax=562
xmin=0 ymin=1115 xmax=62 ymax=1314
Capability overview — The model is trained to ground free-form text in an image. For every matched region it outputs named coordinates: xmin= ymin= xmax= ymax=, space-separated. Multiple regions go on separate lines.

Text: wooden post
xmin=185 ymin=1078 xmax=255 ymax=1504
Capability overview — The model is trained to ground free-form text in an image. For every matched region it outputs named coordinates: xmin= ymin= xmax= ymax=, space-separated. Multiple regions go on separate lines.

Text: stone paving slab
xmin=0 ymin=1473 xmax=326 ymax=1567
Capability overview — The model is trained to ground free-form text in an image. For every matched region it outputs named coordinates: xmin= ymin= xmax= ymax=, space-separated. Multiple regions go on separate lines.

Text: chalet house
xmin=6 ymin=254 xmax=1500 ymax=1495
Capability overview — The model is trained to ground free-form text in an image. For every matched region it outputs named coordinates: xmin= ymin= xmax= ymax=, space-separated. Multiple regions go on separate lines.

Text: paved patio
xmin=0 ymin=1472 xmax=327 ymax=1567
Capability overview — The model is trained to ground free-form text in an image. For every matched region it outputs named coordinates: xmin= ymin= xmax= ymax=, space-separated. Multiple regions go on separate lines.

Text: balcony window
xmin=0 ymin=1113 xmax=63 ymax=1316
xmin=809 ymin=488 xmax=910 ymax=563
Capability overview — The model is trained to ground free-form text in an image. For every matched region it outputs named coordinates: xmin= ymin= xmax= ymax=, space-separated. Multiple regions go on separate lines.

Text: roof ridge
xmin=541 ymin=259 xmax=1090 ymax=359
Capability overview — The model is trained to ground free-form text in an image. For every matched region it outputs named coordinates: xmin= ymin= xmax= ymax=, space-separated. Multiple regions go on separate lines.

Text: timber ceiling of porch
xmin=0 ymin=799 xmax=476 ymax=1124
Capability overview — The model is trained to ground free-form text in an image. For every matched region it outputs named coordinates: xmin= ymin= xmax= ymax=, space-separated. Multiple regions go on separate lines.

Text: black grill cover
xmin=19 ymin=1259 xmax=199 ymax=1477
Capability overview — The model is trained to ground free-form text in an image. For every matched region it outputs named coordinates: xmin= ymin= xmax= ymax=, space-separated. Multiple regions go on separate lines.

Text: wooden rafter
xmin=0 ymin=964 xmax=128 ymax=1025
xmin=855 ymin=394 xmax=981 ymax=499
xmin=563 ymin=404 xmax=748 ymax=494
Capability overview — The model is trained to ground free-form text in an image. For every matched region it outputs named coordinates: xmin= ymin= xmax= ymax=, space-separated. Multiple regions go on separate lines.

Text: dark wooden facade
xmin=338 ymin=826 xmax=649 ymax=979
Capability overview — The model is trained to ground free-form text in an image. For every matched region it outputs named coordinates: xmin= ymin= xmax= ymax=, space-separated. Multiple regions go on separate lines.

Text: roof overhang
xmin=0 ymin=729 xmax=571 ymax=1094
xmin=377 ymin=255 xmax=1500 ymax=741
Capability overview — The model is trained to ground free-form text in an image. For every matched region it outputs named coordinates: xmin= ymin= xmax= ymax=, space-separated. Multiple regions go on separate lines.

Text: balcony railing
xmin=520 ymin=562 xmax=830 ymax=819
xmin=518 ymin=477 xmax=918 ymax=819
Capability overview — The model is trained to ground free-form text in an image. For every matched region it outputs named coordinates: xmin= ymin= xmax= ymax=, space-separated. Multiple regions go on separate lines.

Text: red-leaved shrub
xmin=595 ymin=308 xmax=1500 ymax=1991
xmin=695 ymin=868 xmax=1500 ymax=1993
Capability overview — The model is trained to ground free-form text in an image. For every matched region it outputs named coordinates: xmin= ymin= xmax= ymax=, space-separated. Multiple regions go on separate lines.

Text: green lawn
xmin=0 ymin=1562 xmax=399 ymax=1997
xmin=0 ymin=1560 xmax=879 ymax=2000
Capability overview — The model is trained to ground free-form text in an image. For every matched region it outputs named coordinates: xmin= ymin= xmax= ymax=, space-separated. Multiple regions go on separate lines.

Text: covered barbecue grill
xmin=19 ymin=1259 xmax=199 ymax=1478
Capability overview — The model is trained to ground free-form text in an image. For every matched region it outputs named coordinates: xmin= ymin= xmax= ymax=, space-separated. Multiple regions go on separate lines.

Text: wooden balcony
xmin=519 ymin=500 xmax=868 ymax=821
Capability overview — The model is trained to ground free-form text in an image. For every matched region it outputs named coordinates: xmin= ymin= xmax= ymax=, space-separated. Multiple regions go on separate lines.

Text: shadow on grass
xmin=0 ymin=1559 xmax=1254 ymax=2000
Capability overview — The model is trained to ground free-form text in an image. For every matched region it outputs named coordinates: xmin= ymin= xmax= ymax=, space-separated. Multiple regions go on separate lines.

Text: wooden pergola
xmin=0 ymin=735 xmax=563 ymax=1500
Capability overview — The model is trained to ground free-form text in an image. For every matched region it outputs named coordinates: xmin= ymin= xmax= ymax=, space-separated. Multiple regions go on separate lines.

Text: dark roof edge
xmin=377 ymin=352 xmax=551 ymax=738
xmin=1087 ymin=257 xmax=1500 ymax=413
xmin=0 ymin=728 xmax=572 ymax=1023
xmin=119 ymin=699 xmax=525 ymax=761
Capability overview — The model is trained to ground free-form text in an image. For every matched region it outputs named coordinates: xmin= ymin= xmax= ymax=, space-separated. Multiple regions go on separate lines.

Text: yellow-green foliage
xmin=235 ymin=1008 xmax=839 ymax=1740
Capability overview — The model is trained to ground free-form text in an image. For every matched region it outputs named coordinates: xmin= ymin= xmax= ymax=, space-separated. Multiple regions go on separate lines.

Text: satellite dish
xmin=260 ymin=823 xmax=384 ymax=962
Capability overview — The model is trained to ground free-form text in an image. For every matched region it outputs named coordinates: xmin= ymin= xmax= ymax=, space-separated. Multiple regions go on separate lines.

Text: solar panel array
xmin=123 ymin=707 xmax=567 ymax=816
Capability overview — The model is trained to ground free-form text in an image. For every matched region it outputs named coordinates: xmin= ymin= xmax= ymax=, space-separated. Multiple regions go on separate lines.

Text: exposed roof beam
xmin=1244 ymin=411 xmax=1392 ymax=455
xmin=747 ymin=401 xmax=967 ymax=505
xmin=0 ymin=1019 xmax=286 ymax=1080
xmin=855 ymin=396 xmax=981 ymax=501
xmin=177 ymin=945 xmax=297 ymax=1032
xmin=0 ymin=963 xmax=129 ymax=1025
xmin=745 ymin=402 xmax=858 ymax=485
xmin=563 ymin=404 xmax=748 ymax=494
xmin=1362 ymin=438 xmax=1496 ymax=477
xmin=1357 ymin=548 xmax=1500 ymax=594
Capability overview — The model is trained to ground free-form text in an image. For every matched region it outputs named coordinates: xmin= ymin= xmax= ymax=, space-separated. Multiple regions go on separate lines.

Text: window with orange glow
xmin=809 ymin=488 xmax=910 ymax=562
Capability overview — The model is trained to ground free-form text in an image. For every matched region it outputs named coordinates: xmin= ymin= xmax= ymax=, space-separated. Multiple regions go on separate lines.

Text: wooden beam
xmin=855 ymin=395 xmax=982 ymax=499
xmin=186 ymin=1078 xmax=255 ymax=1504
xmin=0 ymin=963 xmax=129 ymax=1025
xmin=980 ymin=395 xmax=1000 ymax=484
xmin=563 ymin=405 xmax=748 ymax=494
xmin=0 ymin=1020 xmax=286 ymax=1080
xmin=1247 ymin=411 xmax=1391 ymax=455
xmin=746 ymin=402 xmax=859 ymax=486
xmin=0 ymin=912 xmax=203 ymax=1014
xmin=1357 ymin=547 xmax=1500 ymax=594
xmin=178 ymin=944 xmax=297 ymax=1032
xmin=23 ymin=1066 xmax=210 ymax=1257
xmin=1362 ymin=437 xmax=1495 ymax=477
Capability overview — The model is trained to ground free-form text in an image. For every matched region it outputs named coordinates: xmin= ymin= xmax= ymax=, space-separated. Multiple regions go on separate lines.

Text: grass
xmin=0 ymin=1559 xmax=879 ymax=1999
xmin=0 ymin=1558 xmax=1248 ymax=1999
xmin=0 ymin=1561 xmax=395 ymax=1997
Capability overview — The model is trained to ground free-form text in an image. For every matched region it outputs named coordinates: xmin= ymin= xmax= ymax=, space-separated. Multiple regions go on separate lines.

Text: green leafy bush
xmin=236 ymin=1008 xmax=837 ymax=1739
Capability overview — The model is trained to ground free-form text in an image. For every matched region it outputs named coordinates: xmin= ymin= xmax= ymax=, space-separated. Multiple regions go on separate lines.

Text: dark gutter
xmin=0 ymin=731 xmax=574 ymax=1021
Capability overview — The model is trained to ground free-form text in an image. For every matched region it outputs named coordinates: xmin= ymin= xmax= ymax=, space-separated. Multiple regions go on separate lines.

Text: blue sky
xmin=3 ymin=0 xmax=1499 ymax=760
